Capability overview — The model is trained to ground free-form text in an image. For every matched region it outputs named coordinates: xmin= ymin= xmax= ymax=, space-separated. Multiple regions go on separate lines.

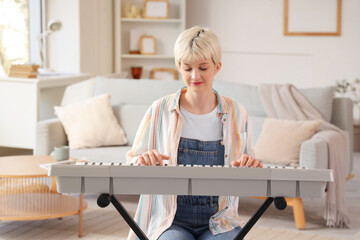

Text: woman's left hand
xmin=231 ymin=154 xmax=263 ymax=168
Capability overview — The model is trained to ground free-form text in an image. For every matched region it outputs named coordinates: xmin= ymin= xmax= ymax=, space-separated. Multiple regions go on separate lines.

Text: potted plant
xmin=335 ymin=78 xmax=360 ymax=151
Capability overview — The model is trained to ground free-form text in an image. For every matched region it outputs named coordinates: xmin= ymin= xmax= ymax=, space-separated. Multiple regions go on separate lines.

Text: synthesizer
xmin=49 ymin=161 xmax=333 ymax=198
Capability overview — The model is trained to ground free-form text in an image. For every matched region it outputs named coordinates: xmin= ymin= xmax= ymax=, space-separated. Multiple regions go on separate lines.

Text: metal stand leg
xmin=234 ymin=197 xmax=286 ymax=240
xmin=97 ymin=194 xmax=285 ymax=240
xmin=97 ymin=194 xmax=149 ymax=240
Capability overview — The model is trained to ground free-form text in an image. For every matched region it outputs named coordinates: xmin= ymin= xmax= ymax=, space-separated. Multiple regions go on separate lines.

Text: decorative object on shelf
xmin=131 ymin=66 xmax=143 ymax=79
xmin=284 ymin=0 xmax=342 ymax=36
xmin=139 ymin=35 xmax=157 ymax=55
xmin=123 ymin=2 xmax=141 ymax=18
xmin=129 ymin=29 xmax=143 ymax=54
xmin=8 ymin=64 xmax=39 ymax=78
xmin=335 ymin=78 xmax=360 ymax=124
xmin=150 ymin=68 xmax=178 ymax=80
xmin=38 ymin=19 xmax=62 ymax=72
xmin=143 ymin=0 xmax=169 ymax=19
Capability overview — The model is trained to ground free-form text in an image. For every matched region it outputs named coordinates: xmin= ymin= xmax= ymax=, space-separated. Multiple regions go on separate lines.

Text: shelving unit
xmin=121 ymin=18 xmax=183 ymax=23
xmin=114 ymin=0 xmax=186 ymax=79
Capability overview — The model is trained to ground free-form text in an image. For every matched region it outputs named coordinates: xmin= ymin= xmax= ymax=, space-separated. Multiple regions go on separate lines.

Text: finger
xmin=152 ymin=150 xmax=163 ymax=166
xmin=148 ymin=151 xmax=158 ymax=166
xmin=231 ymin=161 xmax=239 ymax=167
xmin=246 ymin=156 xmax=254 ymax=167
xmin=251 ymin=158 xmax=259 ymax=168
xmin=160 ymin=154 xmax=170 ymax=160
xmin=239 ymin=154 xmax=248 ymax=167
xmin=142 ymin=153 xmax=152 ymax=165
xmin=258 ymin=161 xmax=263 ymax=168
xmin=137 ymin=156 xmax=146 ymax=166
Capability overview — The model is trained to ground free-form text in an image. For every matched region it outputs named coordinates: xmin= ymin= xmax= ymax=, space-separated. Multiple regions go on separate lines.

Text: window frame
xmin=28 ymin=0 xmax=42 ymax=64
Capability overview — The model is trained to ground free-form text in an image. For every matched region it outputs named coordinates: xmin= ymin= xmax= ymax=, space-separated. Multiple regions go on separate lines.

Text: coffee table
xmin=0 ymin=155 xmax=87 ymax=237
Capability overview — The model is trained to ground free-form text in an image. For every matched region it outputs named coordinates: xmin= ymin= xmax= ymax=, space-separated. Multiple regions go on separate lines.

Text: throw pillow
xmin=54 ymin=94 xmax=128 ymax=149
xmin=254 ymin=118 xmax=321 ymax=166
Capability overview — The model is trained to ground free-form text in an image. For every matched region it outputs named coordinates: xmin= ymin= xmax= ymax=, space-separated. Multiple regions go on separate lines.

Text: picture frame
xmin=139 ymin=35 xmax=157 ymax=55
xmin=143 ymin=0 xmax=169 ymax=19
xmin=284 ymin=0 xmax=342 ymax=36
xmin=150 ymin=68 xmax=178 ymax=80
xmin=129 ymin=29 xmax=143 ymax=54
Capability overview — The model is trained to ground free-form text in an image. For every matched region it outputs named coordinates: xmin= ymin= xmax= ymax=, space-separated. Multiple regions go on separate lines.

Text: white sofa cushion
xmin=54 ymin=94 xmax=128 ymax=149
xmin=94 ymin=77 xmax=184 ymax=105
xmin=69 ymin=146 xmax=132 ymax=164
xmin=249 ymin=116 xmax=266 ymax=144
xmin=113 ymin=104 xmax=149 ymax=145
xmin=299 ymin=86 xmax=334 ymax=122
xmin=213 ymin=80 xmax=267 ymax=117
xmin=214 ymin=80 xmax=334 ymax=122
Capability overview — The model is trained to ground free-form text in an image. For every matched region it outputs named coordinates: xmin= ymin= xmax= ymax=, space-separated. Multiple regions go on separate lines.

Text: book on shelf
xmin=10 ymin=64 xmax=40 ymax=72
xmin=9 ymin=64 xmax=39 ymax=78
xmin=8 ymin=72 xmax=38 ymax=78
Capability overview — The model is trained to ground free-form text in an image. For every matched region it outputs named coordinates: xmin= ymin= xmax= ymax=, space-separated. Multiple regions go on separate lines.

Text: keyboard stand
xmin=235 ymin=197 xmax=287 ymax=239
xmin=97 ymin=194 xmax=148 ymax=240
xmin=97 ymin=194 xmax=287 ymax=240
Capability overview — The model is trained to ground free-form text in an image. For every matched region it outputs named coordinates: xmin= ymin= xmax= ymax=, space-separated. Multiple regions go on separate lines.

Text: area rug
xmin=0 ymin=203 xmax=342 ymax=240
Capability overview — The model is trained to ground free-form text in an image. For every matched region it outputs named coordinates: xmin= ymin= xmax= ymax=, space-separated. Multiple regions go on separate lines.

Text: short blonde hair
xmin=174 ymin=26 xmax=222 ymax=68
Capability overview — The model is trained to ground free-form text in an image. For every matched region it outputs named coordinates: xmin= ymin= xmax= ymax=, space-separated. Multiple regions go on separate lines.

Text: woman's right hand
xmin=135 ymin=149 xmax=170 ymax=166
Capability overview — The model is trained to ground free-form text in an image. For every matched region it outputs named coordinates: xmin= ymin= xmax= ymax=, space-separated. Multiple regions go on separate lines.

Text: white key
xmin=75 ymin=162 xmax=86 ymax=165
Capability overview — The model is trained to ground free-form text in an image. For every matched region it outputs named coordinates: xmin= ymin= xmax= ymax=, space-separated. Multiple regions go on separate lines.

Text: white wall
xmin=47 ymin=0 xmax=81 ymax=73
xmin=46 ymin=0 xmax=113 ymax=75
xmin=187 ymin=0 xmax=360 ymax=88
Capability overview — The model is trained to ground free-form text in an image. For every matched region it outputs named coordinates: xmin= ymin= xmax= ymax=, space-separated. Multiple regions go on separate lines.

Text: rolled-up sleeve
xmin=126 ymin=106 xmax=152 ymax=164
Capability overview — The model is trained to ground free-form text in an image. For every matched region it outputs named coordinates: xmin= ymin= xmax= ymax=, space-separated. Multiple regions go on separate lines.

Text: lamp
xmin=38 ymin=19 xmax=62 ymax=73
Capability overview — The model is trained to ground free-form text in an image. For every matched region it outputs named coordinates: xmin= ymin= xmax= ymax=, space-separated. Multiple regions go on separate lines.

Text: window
xmin=0 ymin=0 xmax=41 ymax=76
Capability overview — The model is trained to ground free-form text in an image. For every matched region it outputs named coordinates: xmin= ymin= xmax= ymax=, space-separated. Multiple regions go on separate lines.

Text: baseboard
xmin=0 ymin=147 xmax=33 ymax=157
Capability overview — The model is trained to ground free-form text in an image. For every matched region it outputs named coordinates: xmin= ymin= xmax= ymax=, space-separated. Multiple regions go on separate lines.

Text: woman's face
xmin=178 ymin=58 xmax=221 ymax=93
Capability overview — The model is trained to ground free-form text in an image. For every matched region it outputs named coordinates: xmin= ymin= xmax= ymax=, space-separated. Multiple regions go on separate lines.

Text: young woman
xmin=126 ymin=26 xmax=262 ymax=240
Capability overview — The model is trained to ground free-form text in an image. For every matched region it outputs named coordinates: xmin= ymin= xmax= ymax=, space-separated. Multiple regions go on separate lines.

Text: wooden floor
xmin=0 ymin=199 xmax=343 ymax=240
xmin=0 ymin=153 xmax=359 ymax=239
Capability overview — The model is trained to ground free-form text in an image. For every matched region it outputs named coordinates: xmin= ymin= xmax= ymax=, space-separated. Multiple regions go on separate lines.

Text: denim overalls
xmin=172 ymin=137 xmax=225 ymax=236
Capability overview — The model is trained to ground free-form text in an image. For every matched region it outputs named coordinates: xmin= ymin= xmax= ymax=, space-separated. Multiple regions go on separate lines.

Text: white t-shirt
xmin=180 ymin=105 xmax=223 ymax=141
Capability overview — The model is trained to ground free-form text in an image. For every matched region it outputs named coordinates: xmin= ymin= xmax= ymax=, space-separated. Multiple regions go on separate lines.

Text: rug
xmin=0 ymin=201 xmax=342 ymax=240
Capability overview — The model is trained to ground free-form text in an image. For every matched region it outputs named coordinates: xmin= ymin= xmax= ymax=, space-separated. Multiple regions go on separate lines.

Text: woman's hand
xmin=231 ymin=154 xmax=263 ymax=168
xmin=135 ymin=149 xmax=170 ymax=166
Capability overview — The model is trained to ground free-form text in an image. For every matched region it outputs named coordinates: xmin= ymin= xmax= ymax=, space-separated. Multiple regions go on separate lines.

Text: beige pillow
xmin=54 ymin=94 xmax=128 ymax=149
xmin=255 ymin=118 xmax=321 ymax=166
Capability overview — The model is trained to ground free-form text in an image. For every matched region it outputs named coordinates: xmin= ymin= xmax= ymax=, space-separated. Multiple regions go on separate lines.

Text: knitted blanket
xmin=258 ymin=84 xmax=350 ymax=228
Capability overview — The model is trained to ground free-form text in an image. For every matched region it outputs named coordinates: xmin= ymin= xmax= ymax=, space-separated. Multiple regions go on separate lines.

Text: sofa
xmin=35 ymin=77 xmax=354 ymax=173
xmin=35 ymin=77 xmax=354 ymax=228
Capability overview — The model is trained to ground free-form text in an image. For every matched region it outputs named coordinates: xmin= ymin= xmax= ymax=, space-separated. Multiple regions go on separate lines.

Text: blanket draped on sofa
xmin=258 ymin=84 xmax=350 ymax=228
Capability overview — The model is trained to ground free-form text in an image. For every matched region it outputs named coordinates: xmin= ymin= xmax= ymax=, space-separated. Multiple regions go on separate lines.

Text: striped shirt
xmin=126 ymin=87 xmax=255 ymax=240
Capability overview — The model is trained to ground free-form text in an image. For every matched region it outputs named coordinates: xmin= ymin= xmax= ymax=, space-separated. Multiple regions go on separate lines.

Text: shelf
xmin=121 ymin=54 xmax=174 ymax=59
xmin=0 ymin=193 xmax=87 ymax=221
xmin=115 ymin=0 xmax=186 ymax=72
xmin=121 ymin=18 xmax=183 ymax=23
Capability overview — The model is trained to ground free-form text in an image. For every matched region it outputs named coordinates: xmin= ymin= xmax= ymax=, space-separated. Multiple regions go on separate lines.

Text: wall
xmin=187 ymin=0 xmax=360 ymax=88
xmin=46 ymin=0 xmax=113 ymax=75
xmin=79 ymin=0 xmax=113 ymax=74
xmin=46 ymin=0 xmax=81 ymax=73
